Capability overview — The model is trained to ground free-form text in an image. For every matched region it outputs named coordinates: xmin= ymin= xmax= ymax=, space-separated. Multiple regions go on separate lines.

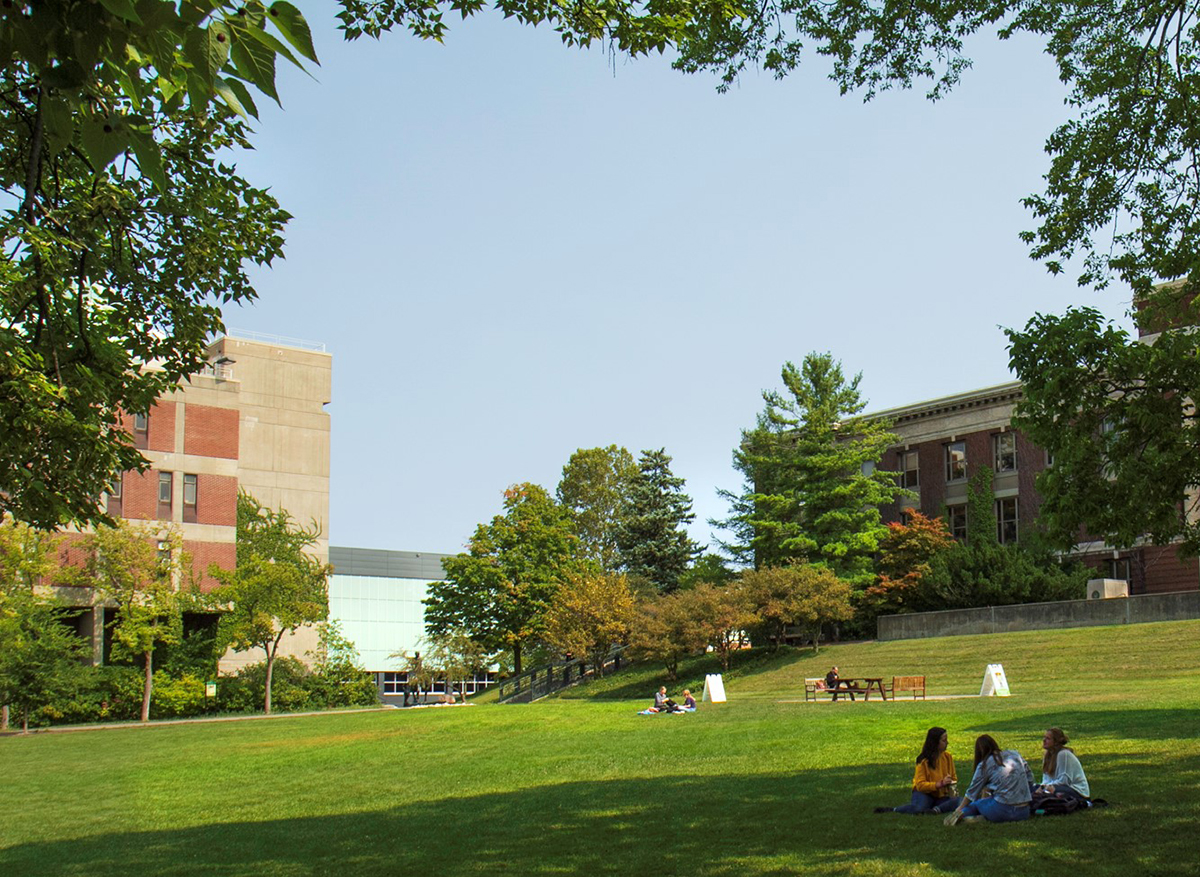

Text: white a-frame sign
xmin=703 ymin=673 xmax=727 ymax=703
xmin=980 ymin=664 xmax=1011 ymax=697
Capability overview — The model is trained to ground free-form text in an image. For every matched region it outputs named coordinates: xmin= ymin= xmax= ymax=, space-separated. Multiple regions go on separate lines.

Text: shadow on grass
xmin=964 ymin=707 xmax=1200 ymax=741
xmin=5 ymin=757 xmax=1197 ymax=877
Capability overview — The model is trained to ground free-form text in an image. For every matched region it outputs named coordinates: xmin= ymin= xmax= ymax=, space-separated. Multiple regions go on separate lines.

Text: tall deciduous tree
xmin=0 ymin=2 xmax=317 ymax=530
xmin=86 ymin=521 xmax=186 ymax=723
xmin=717 ymin=353 xmax=905 ymax=586
xmin=214 ymin=492 xmax=330 ymax=715
xmin=424 ymin=483 xmax=585 ymax=676
xmin=615 ymin=449 xmax=699 ymax=594
xmin=543 ymin=572 xmax=636 ymax=677
xmin=556 ymin=446 xmax=638 ymax=572
xmin=1007 ymin=307 xmax=1200 ymax=555
xmin=0 ymin=519 xmax=79 ymax=732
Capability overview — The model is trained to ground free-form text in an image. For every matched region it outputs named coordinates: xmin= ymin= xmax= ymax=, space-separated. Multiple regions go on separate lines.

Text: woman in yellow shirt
xmin=875 ymin=726 xmax=961 ymax=815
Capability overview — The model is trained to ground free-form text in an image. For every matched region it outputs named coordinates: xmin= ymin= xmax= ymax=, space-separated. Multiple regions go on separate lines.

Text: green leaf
xmin=224 ymin=77 xmax=260 ymax=120
xmin=97 ymin=0 xmax=143 ymax=24
xmin=41 ymin=97 xmax=74 ymax=159
xmin=183 ymin=23 xmax=230 ymax=92
xmin=213 ymin=78 xmax=251 ymax=120
xmin=79 ymin=115 xmax=129 ymax=172
xmin=41 ymin=60 xmax=87 ymax=90
xmin=129 ymin=130 xmax=167 ymax=192
xmin=230 ymin=32 xmax=279 ymax=105
xmin=268 ymin=1 xmax=319 ymax=64
xmin=239 ymin=20 xmax=303 ymax=72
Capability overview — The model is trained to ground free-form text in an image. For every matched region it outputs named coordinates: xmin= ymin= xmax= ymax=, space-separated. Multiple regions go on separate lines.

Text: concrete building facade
xmin=56 ymin=331 xmax=332 ymax=669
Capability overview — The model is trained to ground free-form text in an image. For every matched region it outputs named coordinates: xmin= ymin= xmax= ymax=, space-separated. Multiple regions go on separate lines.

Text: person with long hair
xmin=1036 ymin=727 xmax=1090 ymax=803
xmin=944 ymin=734 xmax=1035 ymax=824
xmin=875 ymin=726 xmax=961 ymax=815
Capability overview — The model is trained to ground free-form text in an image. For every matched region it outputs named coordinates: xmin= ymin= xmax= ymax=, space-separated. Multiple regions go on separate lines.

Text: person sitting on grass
xmin=682 ymin=689 xmax=697 ymax=710
xmin=653 ymin=686 xmax=681 ymax=713
xmin=875 ymin=726 xmax=960 ymax=815
xmin=1035 ymin=727 xmax=1090 ymax=805
xmin=945 ymin=734 xmax=1034 ymax=825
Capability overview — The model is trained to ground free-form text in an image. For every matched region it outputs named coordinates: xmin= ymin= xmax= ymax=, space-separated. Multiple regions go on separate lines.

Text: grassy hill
xmin=3 ymin=619 xmax=1197 ymax=877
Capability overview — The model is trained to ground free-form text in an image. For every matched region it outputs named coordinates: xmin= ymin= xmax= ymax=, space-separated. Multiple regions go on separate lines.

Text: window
xmin=133 ymin=411 xmax=149 ymax=449
xmin=860 ymin=460 xmax=876 ymax=477
xmin=899 ymin=510 xmax=912 ymax=527
xmin=382 ymin=672 xmax=409 ymax=695
xmin=1109 ymin=558 xmax=1131 ymax=581
xmin=157 ymin=471 xmax=173 ymax=518
xmin=947 ymin=505 xmax=967 ymax=541
xmin=993 ymin=432 xmax=1017 ymax=472
xmin=106 ymin=476 xmax=123 ymax=517
xmin=183 ymin=474 xmax=198 ymax=523
xmin=899 ymin=450 xmax=919 ymax=489
xmin=945 ymin=441 xmax=967 ymax=482
xmin=996 ymin=497 xmax=1018 ymax=544
xmin=157 ymin=539 xmax=172 ymax=564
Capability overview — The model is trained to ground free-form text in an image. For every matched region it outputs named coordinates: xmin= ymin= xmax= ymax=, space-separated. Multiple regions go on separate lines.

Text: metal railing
xmin=496 ymin=645 xmax=627 ymax=704
xmin=223 ymin=328 xmax=327 ymax=352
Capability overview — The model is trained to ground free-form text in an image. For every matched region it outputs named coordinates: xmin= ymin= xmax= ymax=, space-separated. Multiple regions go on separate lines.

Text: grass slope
xmin=3 ymin=619 xmax=1198 ymax=877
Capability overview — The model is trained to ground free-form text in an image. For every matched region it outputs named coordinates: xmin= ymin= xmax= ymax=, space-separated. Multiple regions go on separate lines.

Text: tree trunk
xmin=264 ymin=652 xmax=275 ymax=715
xmin=21 ymin=706 xmax=29 ymax=734
xmin=1 ymin=704 xmax=8 ymax=730
xmin=512 ymin=642 xmax=522 ymax=677
xmin=141 ymin=650 xmax=153 ymax=722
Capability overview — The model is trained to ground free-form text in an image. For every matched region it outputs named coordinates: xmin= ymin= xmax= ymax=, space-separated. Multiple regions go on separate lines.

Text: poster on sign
xmin=703 ymin=674 xmax=727 ymax=703
xmin=980 ymin=664 xmax=1011 ymax=697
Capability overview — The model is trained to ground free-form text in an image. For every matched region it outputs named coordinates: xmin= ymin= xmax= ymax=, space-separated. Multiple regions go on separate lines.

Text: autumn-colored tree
xmin=628 ymin=590 xmax=706 ymax=680
xmin=543 ymin=572 xmax=636 ymax=677
xmin=864 ymin=512 xmax=956 ymax=617
xmin=684 ymin=583 xmax=757 ymax=671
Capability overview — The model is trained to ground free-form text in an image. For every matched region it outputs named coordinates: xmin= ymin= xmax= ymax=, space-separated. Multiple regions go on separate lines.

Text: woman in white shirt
xmin=1037 ymin=727 xmax=1090 ymax=803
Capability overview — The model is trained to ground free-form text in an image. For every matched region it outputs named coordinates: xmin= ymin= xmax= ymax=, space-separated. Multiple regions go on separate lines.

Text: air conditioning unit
xmin=1086 ymin=578 xmax=1129 ymax=600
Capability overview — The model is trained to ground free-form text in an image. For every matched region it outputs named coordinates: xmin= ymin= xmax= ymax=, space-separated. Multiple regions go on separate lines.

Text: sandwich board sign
xmin=980 ymin=664 xmax=1011 ymax=697
xmin=703 ymin=673 xmax=727 ymax=703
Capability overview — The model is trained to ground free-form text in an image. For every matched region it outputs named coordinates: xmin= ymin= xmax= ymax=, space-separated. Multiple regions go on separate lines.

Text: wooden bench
xmin=804 ymin=678 xmax=825 ymax=701
xmin=887 ymin=675 xmax=926 ymax=699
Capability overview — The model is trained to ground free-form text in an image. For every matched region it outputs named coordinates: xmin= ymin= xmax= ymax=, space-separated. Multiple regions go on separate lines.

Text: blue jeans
xmin=894 ymin=790 xmax=960 ymax=815
xmin=962 ymin=798 xmax=1031 ymax=822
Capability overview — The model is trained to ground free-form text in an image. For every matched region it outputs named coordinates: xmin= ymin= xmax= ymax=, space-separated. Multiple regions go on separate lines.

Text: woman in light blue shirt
xmin=1036 ymin=727 xmax=1090 ymax=803
xmin=945 ymin=734 xmax=1034 ymax=824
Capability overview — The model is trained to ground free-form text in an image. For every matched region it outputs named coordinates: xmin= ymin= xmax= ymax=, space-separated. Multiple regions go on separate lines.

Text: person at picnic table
xmin=825 ymin=665 xmax=855 ymax=701
xmin=944 ymin=734 xmax=1035 ymax=824
xmin=875 ymin=726 xmax=961 ymax=815
xmin=653 ymin=686 xmax=680 ymax=712
xmin=1035 ymin=727 xmax=1090 ymax=804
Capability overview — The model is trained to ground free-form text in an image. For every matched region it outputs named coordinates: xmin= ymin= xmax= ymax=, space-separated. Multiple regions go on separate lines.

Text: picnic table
xmin=830 ymin=677 xmax=889 ymax=701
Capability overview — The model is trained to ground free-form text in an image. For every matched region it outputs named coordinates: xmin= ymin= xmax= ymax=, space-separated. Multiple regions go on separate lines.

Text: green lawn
xmin=3 ymin=619 xmax=1198 ymax=876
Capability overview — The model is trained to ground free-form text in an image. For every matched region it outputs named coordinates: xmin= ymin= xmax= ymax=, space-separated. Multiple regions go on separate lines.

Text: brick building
xmin=57 ymin=331 xmax=332 ymax=668
xmin=871 ymin=381 xmax=1199 ymax=596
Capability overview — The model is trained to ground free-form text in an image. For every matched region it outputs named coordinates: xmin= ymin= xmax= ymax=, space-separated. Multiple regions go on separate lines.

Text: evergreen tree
xmin=615 ymin=449 xmax=699 ymax=594
xmin=716 ymin=353 xmax=907 ymax=587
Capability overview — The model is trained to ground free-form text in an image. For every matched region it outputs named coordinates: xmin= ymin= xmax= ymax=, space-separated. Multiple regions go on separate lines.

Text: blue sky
xmin=229 ymin=2 xmax=1135 ymax=555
